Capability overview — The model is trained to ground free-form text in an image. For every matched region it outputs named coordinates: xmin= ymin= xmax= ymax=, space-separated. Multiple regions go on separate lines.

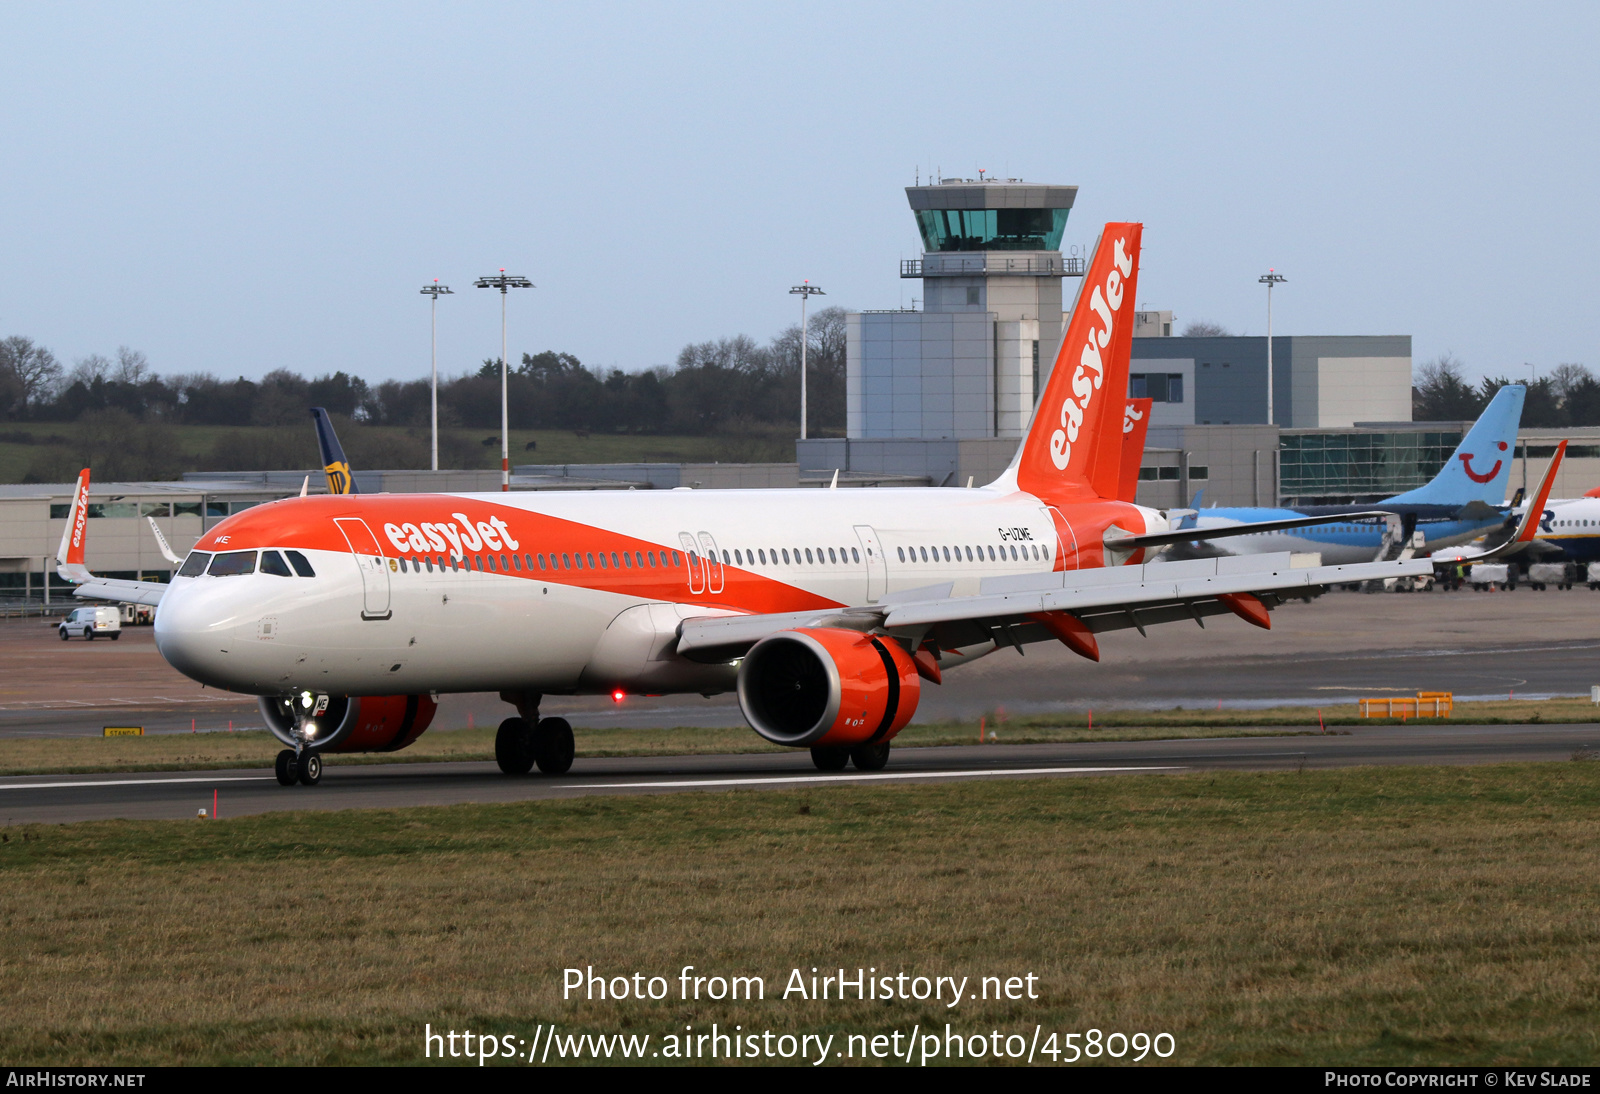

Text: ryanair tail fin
xmin=1386 ymin=384 xmax=1525 ymax=507
xmin=1117 ymin=397 xmax=1153 ymax=503
xmin=311 ymin=407 xmax=357 ymax=495
xmin=1007 ymin=222 xmax=1143 ymax=501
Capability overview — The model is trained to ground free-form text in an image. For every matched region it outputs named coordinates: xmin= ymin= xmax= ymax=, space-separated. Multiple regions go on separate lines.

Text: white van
xmin=58 ymin=605 xmax=122 ymax=641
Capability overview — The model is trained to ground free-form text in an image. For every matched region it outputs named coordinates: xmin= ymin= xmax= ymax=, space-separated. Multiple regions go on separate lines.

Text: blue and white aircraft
xmin=1170 ymin=385 xmax=1526 ymax=565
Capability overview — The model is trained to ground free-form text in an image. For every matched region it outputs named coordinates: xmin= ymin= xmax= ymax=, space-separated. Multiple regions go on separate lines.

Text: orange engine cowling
xmin=736 ymin=628 xmax=920 ymax=748
xmin=258 ymin=694 xmax=438 ymax=753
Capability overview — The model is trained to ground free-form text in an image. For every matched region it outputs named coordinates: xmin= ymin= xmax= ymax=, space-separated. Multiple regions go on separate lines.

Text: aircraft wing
xmin=68 ymin=577 xmax=168 ymax=607
xmin=675 ymin=552 xmax=1432 ymax=663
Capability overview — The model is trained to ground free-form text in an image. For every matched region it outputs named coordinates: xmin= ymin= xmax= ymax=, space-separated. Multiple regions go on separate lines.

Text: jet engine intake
xmin=736 ymin=627 xmax=919 ymax=748
xmin=259 ymin=693 xmax=437 ymax=753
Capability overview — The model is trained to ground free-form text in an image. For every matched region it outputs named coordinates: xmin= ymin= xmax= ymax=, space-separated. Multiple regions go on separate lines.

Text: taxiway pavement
xmin=3 ymin=722 xmax=1596 ymax=826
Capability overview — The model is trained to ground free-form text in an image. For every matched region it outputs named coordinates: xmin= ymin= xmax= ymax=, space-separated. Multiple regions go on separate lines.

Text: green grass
xmin=1 ymin=763 xmax=1598 ymax=1065
xmin=0 ymin=422 xmax=798 ymax=483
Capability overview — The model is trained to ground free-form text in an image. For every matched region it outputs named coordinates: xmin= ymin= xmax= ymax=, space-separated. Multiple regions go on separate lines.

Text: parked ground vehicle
xmin=117 ymin=603 xmax=154 ymax=625
xmin=1526 ymin=562 xmax=1579 ymax=590
xmin=57 ymin=605 xmax=121 ymax=640
xmin=1469 ymin=563 xmax=1513 ymax=591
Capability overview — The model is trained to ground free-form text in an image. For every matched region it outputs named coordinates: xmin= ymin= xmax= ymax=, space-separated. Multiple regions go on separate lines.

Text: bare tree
xmin=0 ymin=336 xmax=63 ymax=418
xmin=1413 ymin=352 xmax=1485 ymax=421
xmin=113 ymin=346 xmax=150 ymax=386
xmin=1547 ymin=362 xmax=1593 ymax=404
xmin=1181 ymin=320 xmax=1231 ymax=337
xmin=69 ymin=354 xmax=112 ymax=387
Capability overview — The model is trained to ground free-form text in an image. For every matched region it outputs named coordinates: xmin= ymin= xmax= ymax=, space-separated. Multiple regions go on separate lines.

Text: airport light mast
xmin=789 ymin=281 xmax=825 ymax=440
xmin=419 ymin=281 xmax=453 ymax=472
xmin=1259 ymin=270 xmax=1287 ymax=425
xmin=473 ymin=271 xmax=534 ymax=490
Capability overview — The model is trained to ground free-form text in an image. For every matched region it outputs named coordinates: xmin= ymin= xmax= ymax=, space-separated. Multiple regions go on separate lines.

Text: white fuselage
xmin=153 ymin=484 xmax=1162 ymax=699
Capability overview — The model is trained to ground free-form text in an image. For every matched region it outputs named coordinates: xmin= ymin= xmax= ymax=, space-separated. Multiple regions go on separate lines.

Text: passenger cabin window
xmin=285 ymin=550 xmax=316 ymax=577
xmin=179 ymin=551 xmax=212 ymax=578
xmin=208 ymin=550 xmax=257 ymax=577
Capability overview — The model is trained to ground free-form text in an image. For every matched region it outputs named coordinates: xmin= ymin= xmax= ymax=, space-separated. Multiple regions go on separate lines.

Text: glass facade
xmin=1279 ymin=431 xmax=1462 ymax=501
xmin=1130 ymin=373 xmax=1183 ymax=403
xmin=915 ymin=207 xmax=1069 ymax=252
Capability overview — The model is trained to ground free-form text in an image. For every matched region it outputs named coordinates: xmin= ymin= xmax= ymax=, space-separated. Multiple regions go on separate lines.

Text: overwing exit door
xmin=334 ymin=517 xmax=392 ymax=620
xmin=854 ymin=525 xmax=887 ymax=601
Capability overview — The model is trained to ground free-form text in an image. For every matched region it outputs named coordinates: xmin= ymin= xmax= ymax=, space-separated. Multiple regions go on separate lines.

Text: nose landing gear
xmin=274 ymin=747 xmax=323 ymax=786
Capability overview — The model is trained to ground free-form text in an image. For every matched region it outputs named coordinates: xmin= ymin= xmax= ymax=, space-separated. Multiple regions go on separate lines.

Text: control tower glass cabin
xmin=846 ymin=179 xmax=1080 ymax=441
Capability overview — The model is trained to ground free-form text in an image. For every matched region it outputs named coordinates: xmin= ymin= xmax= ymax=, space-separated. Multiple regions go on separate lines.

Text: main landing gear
xmin=274 ymin=749 xmax=323 ymax=786
xmin=810 ymin=741 xmax=891 ymax=772
xmin=495 ymin=716 xmax=575 ymax=776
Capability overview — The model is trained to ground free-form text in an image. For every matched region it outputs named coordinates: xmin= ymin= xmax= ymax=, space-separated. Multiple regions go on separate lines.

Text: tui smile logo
xmin=1458 ymin=441 xmax=1508 ymax=484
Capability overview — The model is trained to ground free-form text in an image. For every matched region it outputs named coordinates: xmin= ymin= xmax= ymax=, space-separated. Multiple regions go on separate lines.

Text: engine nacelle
xmin=736 ymin=628 xmax=920 ymax=748
xmin=259 ymin=694 xmax=437 ymax=753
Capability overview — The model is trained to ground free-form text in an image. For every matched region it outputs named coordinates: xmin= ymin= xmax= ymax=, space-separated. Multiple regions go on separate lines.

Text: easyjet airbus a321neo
xmin=131 ymin=224 xmax=1430 ymax=787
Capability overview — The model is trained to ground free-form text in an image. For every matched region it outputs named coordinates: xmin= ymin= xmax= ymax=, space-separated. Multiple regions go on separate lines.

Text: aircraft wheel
xmin=275 ymin=749 xmax=297 ymax=786
xmin=495 ymin=717 xmax=535 ymax=775
xmin=298 ymin=751 xmax=323 ymax=786
xmin=850 ymin=741 xmax=891 ymax=771
xmin=810 ymin=746 xmax=850 ymax=771
xmin=534 ymin=717 xmax=574 ymax=775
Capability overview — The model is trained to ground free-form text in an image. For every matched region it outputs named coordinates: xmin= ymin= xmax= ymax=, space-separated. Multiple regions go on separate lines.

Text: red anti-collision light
xmin=611 ymin=689 xmax=625 ymax=703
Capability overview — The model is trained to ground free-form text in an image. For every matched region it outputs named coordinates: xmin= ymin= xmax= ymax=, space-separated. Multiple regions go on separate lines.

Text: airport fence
xmin=0 ymin=598 xmax=74 ymax=620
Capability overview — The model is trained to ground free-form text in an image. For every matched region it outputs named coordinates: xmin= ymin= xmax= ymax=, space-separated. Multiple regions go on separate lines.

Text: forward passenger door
xmin=334 ymin=517 xmax=392 ymax=620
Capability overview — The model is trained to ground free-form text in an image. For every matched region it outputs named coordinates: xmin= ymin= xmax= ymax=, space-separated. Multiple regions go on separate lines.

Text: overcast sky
xmin=2 ymin=3 xmax=1595 ymax=387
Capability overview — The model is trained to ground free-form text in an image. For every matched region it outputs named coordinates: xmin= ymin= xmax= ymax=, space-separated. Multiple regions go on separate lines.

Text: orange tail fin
xmin=1012 ymin=223 xmax=1143 ymax=502
xmin=1118 ymin=397 xmax=1153 ymax=503
xmin=57 ymin=468 xmax=91 ymax=567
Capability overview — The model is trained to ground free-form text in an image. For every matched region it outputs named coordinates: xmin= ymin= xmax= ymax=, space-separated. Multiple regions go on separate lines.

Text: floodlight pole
xmin=1259 ymin=270 xmax=1287 ymax=425
xmin=789 ymin=282 xmax=825 ymax=440
xmin=420 ymin=281 xmax=453 ymax=472
xmin=473 ymin=271 xmax=534 ymax=490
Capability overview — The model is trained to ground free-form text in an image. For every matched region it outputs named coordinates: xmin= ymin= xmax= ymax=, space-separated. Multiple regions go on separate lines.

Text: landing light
xmin=305 ymin=722 xmax=318 ymax=738
xmin=301 ymin=692 xmax=314 ymax=709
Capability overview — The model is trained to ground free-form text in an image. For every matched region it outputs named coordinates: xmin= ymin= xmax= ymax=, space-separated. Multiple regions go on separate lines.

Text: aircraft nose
xmin=154 ymin=582 xmax=240 ymax=689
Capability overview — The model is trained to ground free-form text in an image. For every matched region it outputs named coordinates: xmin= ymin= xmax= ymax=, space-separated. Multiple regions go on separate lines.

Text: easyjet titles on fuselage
xmin=384 ymin=514 xmax=521 ymax=557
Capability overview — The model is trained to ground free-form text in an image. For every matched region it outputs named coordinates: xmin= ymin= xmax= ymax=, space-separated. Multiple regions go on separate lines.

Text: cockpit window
xmin=260 ymin=550 xmax=293 ymax=577
xmin=284 ymin=550 xmax=316 ymax=577
xmin=178 ymin=551 xmax=212 ymax=578
xmin=208 ymin=550 xmax=257 ymax=577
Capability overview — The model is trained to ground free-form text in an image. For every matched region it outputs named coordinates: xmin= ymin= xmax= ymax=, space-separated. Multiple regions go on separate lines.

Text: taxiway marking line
xmin=0 ymin=776 xmax=276 ymax=791
xmin=573 ymin=765 xmax=1185 ymax=790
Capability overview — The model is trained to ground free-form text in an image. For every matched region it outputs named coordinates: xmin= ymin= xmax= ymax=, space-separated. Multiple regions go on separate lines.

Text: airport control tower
xmin=845 ymin=178 xmax=1082 ymax=441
